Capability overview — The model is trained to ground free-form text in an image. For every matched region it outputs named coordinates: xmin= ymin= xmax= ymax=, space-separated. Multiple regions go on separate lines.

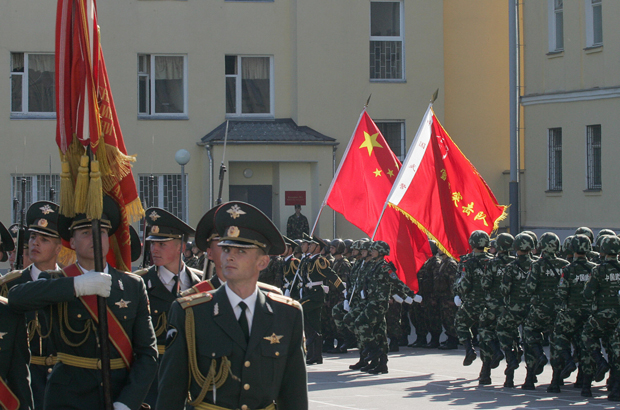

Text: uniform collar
xmin=225 ymin=282 xmax=258 ymax=318
xmin=30 ymin=263 xmax=60 ymax=281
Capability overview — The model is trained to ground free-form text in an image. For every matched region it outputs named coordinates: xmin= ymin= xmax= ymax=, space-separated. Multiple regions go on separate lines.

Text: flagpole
xmin=310 ymin=103 xmax=369 ymax=236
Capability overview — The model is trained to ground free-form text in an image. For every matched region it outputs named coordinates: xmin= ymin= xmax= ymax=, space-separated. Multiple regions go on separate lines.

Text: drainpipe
xmin=509 ymin=0 xmax=520 ymax=234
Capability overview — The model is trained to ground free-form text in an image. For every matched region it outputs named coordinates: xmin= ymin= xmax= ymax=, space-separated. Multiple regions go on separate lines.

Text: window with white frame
xmin=138 ymin=54 xmax=187 ymax=117
xmin=139 ymin=174 xmax=185 ymax=220
xmin=10 ymin=53 xmax=56 ymax=118
xmin=376 ymin=121 xmax=405 ymax=161
xmin=11 ymin=174 xmax=60 ymax=223
xmin=586 ymin=125 xmax=602 ymax=190
xmin=370 ymin=1 xmax=404 ymax=81
xmin=548 ymin=128 xmax=562 ymax=191
xmin=548 ymin=0 xmax=564 ymax=52
xmin=585 ymin=0 xmax=603 ymax=47
xmin=225 ymin=55 xmax=273 ymax=116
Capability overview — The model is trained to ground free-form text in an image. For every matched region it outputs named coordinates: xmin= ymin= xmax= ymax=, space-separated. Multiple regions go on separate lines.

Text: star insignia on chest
xmin=227 ymin=205 xmax=246 ymax=219
xmin=115 ymin=299 xmax=131 ymax=309
xmin=40 ymin=204 xmax=54 ymax=215
xmin=148 ymin=211 xmax=161 ymax=221
xmin=0 ymin=331 xmax=6 ymax=339
xmin=263 ymin=333 xmax=283 ymax=344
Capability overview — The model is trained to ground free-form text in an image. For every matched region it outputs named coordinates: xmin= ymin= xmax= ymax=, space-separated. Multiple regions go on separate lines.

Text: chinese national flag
xmin=387 ymin=106 xmax=507 ymax=259
xmin=325 ymin=111 xmax=431 ymax=291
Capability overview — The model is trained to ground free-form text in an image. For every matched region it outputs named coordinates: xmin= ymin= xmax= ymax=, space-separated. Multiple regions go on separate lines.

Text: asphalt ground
xmin=308 ymin=346 xmax=618 ymax=409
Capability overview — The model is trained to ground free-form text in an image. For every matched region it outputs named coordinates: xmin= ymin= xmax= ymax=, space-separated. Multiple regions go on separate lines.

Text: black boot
xmin=364 ymin=343 xmax=381 ymax=363
xmin=426 ymin=334 xmax=440 ymax=349
xmin=593 ymin=348 xmax=610 ymax=383
xmin=609 ymin=374 xmax=620 ymax=401
xmin=368 ymin=354 xmax=389 ymax=374
xmin=409 ymin=334 xmax=428 ymax=348
xmin=547 ymin=367 xmax=562 ymax=393
xmin=388 ymin=338 xmax=400 ymax=353
xmin=307 ymin=334 xmax=323 ymax=365
xmin=323 ymin=337 xmax=334 ymax=353
xmin=349 ymin=350 xmax=368 ymax=370
xmin=504 ymin=368 xmax=515 ymax=388
xmin=522 ymin=367 xmax=536 ymax=390
xmin=478 ymin=360 xmax=492 ymax=386
xmin=581 ymin=373 xmax=593 ymax=398
xmin=531 ymin=343 xmax=548 ymax=375
xmin=560 ymin=349 xmax=577 ymax=379
xmin=360 ymin=356 xmax=379 ymax=372
xmin=574 ymin=367 xmax=584 ymax=388
xmin=439 ymin=335 xmax=458 ymax=350
xmin=504 ymin=349 xmax=519 ymax=373
xmin=398 ymin=334 xmax=409 ymax=347
xmin=490 ymin=340 xmax=504 ymax=369
xmin=463 ymin=339 xmax=477 ymax=366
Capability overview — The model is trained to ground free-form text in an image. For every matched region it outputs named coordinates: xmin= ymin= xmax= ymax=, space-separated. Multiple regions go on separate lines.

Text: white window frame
xmin=369 ymin=0 xmax=405 ymax=82
xmin=548 ymin=0 xmax=564 ymax=52
xmin=11 ymin=174 xmax=60 ymax=223
xmin=585 ymin=0 xmax=603 ymax=48
xmin=225 ymin=55 xmax=275 ymax=118
xmin=586 ymin=124 xmax=602 ymax=190
xmin=10 ymin=52 xmax=56 ymax=119
xmin=375 ymin=121 xmax=405 ymax=161
xmin=547 ymin=128 xmax=562 ymax=191
xmin=137 ymin=54 xmax=188 ymax=119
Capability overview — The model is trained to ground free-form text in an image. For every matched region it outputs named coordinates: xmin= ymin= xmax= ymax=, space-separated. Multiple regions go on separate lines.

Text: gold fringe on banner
xmin=124 ymin=197 xmax=145 ymax=224
xmin=74 ymin=155 xmax=90 ymax=214
xmin=59 ymin=157 xmax=76 ymax=217
xmin=86 ymin=158 xmax=103 ymax=220
xmin=57 ymin=246 xmax=76 ymax=269
xmin=100 ymin=144 xmax=137 ymax=193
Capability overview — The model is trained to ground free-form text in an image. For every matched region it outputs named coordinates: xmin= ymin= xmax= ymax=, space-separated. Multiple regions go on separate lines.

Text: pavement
xmin=308 ymin=346 xmax=619 ymax=409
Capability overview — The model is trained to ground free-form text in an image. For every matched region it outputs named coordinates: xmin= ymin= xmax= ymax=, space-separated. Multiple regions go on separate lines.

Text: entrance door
xmin=229 ymin=185 xmax=272 ymax=219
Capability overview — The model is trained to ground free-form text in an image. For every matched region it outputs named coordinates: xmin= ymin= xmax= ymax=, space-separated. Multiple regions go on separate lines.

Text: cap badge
xmin=10 ymin=225 xmax=18 ymax=234
xmin=40 ymin=204 xmax=54 ymax=215
xmin=37 ymin=219 xmax=48 ymax=228
xmin=151 ymin=225 xmax=160 ymax=234
xmin=227 ymin=205 xmax=246 ymax=220
xmin=227 ymin=226 xmax=240 ymax=238
xmin=149 ymin=211 xmax=161 ymax=221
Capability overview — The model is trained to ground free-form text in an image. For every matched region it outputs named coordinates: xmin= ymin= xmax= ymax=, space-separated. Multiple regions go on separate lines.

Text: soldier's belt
xmin=157 ymin=345 xmax=166 ymax=355
xmin=306 ymin=281 xmax=324 ymax=288
xmin=195 ymin=402 xmax=276 ymax=410
xmin=30 ymin=355 xmax=57 ymax=367
xmin=57 ymin=353 xmax=125 ymax=370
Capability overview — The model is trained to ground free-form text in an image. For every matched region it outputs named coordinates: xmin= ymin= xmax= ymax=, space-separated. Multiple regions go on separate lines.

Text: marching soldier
xmin=156 ymin=201 xmax=308 ymax=410
xmin=135 ymin=207 xmax=202 ymax=406
xmin=8 ymin=196 xmax=158 ymax=410
xmin=281 ymin=237 xmax=300 ymax=296
xmin=8 ymin=223 xmax=30 ymax=271
xmin=436 ymin=249 xmax=459 ymax=350
xmin=324 ymin=239 xmax=351 ymax=353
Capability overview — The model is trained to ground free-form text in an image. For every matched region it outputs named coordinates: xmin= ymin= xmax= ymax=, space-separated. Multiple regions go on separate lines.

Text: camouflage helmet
xmin=359 ymin=240 xmax=373 ymax=251
xmin=429 ymin=240 xmax=439 ymax=255
xmin=351 ymin=240 xmax=362 ymax=250
xmin=522 ymin=231 xmax=538 ymax=250
xmin=489 ymin=239 xmax=497 ymax=249
xmin=601 ymin=235 xmax=620 ymax=256
xmin=571 ymin=234 xmax=592 ymax=254
xmin=513 ymin=232 xmax=535 ymax=252
xmin=562 ymin=235 xmax=575 ymax=255
xmin=539 ymin=232 xmax=561 ymax=254
xmin=344 ymin=239 xmax=354 ymax=251
xmin=594 ymin=229 xmax=615 ymax=252
xmin=575 ymin=227 xmax=594 ymax=244
xmin=330 ymin=238 xmax=346 ymax=255
xmin=495 ymin=233 xmax=515 ymax=252
xmin=370 ymin=240 xmax=390 ymax=256
xmin=468 ymin=230 xmax=490 ymax=249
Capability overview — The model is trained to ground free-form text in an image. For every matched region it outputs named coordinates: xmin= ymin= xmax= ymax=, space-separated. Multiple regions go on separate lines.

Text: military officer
xmin=156 ymin=201 xmax=308 ymax=410
xmin=135 ymin=207 xmax=202 ymax=406
xmin=0 ymin=201 xmax=63 ymax=409
xmin=8 ymin=196 xmax=158 ymax=410
xmin=285 ymin=204 xmax=309 ymax=240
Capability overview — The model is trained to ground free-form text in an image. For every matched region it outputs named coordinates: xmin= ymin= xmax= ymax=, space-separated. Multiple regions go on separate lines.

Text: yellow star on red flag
xmin=373 ymin=168 xmax=382 ymax=177
xmin=359 ymin=132 xmax=383 ymax=156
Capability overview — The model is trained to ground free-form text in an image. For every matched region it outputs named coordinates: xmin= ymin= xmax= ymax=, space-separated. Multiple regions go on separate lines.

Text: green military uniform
xmin=0 ymin=296 xmax=33 ymax=410
xmin=385 ymin=263 xmax=417 ymax=351
xmin=258 ymin=255 xmax=283 ymax=288
xmin=409 ymin=255 xmax=439 ymax=347
xmin=323 ymin=245 xmax=351 ymax=353
xmin=285 ymin=212 xmax=309 ymax=240
xmin=435 ymin=255 xmax=459 ymax=350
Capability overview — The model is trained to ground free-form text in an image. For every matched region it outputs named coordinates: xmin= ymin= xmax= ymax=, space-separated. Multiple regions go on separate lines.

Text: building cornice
xmin=521 ymin=86 xmax=620 ymax=106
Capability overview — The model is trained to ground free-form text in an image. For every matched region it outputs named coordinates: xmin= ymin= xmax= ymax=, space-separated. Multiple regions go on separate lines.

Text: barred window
xmin=139 ymin=174 xmax=186 ymax=232
xmin=586 ymin=125 xmax=602 ymax=190
xmin=370 ymin=1 xmax=404 ymax=81
xmin=376 ymin=121 xmax=405 ymax=161
xmin=11 ymin=174 xmax=60 ymax=223
xmin=548 ymin=128 xmax=562 ymax=191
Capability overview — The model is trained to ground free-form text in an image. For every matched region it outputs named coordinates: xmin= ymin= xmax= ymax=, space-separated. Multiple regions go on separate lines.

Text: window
xmin=376 ymin=121 xmax=405 ymax=160
xmin=548 ymin=0 xmax=564 ymax=52
xmin=225 ymin=56 xmax=273 ymax=117
xmin=11 ymin=174 xmax=60 ymax=223
xmin=11 ymin=53 xmax=55 ymax=118
xmin=139 ymin=174 xmax=186 ymax=220
xmin=370 ymin=1 xmax=404 ymax=81
xmin=548 ymin=128 xmax=562 ymax=191
xmin=138 ymin=54 xmax=187 ymax=117
xmin=586 ymin=125 xmax=602 ymax=190
xmin=585 ymin=0 xmax=603 ymax=47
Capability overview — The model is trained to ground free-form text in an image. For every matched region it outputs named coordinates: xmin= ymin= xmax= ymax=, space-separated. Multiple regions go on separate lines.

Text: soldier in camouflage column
xmin=575 ymin=226 xmax=600 ymax=262
xmin=522 ymin=232 xmax=569 ymax=391
xmin=436 ymin=249 xmax=460 ymax=350
xmin=477 ymin=233 xmax=515 ymax=386
xmin=580 ymin=235 xmax=620 ymax=399
xmin=419 ymin=241 xmax=443 ymax=349
xmin=551 ymin=234 xmax=597 ymax=395
xmin=408 ymin=245 xmax=440 ymax=348
xmin=323 ymin=239 xmax=351 ymax=353
xmin=455 ymin=230 xmax=493 ymax=367
xmin=385 ymin=256 xmax=421 ymax=352
xmin=496 ymin=233 xmax=535 ymax=388
xmin=258 ymin=253 xmax=283 ymax=288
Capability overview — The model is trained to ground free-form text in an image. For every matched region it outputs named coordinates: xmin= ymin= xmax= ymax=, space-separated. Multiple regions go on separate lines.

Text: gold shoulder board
xmin=177 ymin=292 xmax=213 ymax=309
xmin=291 ymin=259 xmax=300 ymax=271
xmin=0 ymin=270 xmax=22 ymax=285
xmin=132 ymin=268 xmax=149 ymax=277
xmin=315 ymin=257 xmax=328 ymax=271
xmin=0 ymin=295 xmax=7 ymax=305
xmin=267 ymin=292 xmax=302 ymax=311
xmin=179 ymin=286 xmax=198 ymax=298
xmin=258 ymin=281 xmax=283 ymax=295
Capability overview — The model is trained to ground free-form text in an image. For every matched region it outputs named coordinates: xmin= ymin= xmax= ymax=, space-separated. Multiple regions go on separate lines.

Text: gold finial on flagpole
xmin=431 ymin=89 xmax=439 ymax=104
xmin=365 ymin=94 xmax=372 ymax=108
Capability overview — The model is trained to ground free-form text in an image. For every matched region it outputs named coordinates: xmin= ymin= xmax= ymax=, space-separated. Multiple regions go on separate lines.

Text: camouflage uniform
xmin=258 ymin=255 xmax=283 ymax=288
xmin=385 ymin=264 xmax=417 ymax=351
xmin=323 ymin=252 xmax=351 ymax=352
xmin=286 ymin=212 xmax=309 ymax=240
xmin=435 ymin=255 xmax=459 ymax=349
xmin=409 ymin=255 xmax=440 ymax=346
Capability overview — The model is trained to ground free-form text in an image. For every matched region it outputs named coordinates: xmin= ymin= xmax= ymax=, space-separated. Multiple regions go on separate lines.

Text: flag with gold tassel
xmin=55 ymin=0 xmax=144 ymax=271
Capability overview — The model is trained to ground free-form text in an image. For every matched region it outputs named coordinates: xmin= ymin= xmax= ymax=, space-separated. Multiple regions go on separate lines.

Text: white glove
xmin=413 ymin=294 xmax=423 ymax=304
xmin=404 ymin=296 xmax=414 ymax=304
xmin=392 ymin=294 xmax=404 ymax=303
xmin=361 ymin=290 xmax=366 ymax=300
xmin=113 ymin=402 xmax=131 ymax=410
xmin=454 ymin=295 xmax=462 ymax=307
xmin=342 ymin=282 xmax=347 ymax=289
xmin=74 ymin=271 xmax=112 ymax=297
xmin=343 ymin=300 xmax=350 ymax=311
xmin=284 ymin=289 xmax=291 ymax=297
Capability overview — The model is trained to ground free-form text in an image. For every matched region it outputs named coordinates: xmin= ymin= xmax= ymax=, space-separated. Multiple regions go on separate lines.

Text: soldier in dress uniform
xmin=8 ymin=196 xmax=158 ymax=410
xmin=0 ymin=202 xmax=63 ymax=409
xmin=134 ymin=207 xmax=202 ymax=407
xmin=0 ymin=295 xmax=33 ymax=410
xmin=8 ymin=223 xmax=31 ymax=271
xmin=191 ymin=242 xmax=207 ymax=272
xmin=156 ymin=201 xmax=308 ymax=410
xmin=281 ymin=237 xmax=300 ymax=296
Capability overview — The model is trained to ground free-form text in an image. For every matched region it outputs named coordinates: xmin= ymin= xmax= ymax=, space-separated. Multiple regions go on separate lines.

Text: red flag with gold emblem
xmin=387 ymin=105 xmax=507 ymax=259
xmin=325 ymin=110 xmax=431 ymax=291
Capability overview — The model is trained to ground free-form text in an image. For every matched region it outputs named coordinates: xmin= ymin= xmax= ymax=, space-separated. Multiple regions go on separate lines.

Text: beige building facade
xmin=0 ymin=0 xmax=511 ymax=240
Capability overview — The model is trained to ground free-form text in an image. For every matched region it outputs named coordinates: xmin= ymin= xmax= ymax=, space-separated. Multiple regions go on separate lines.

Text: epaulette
xmin=0 ymin=270 xmax=22 ymax=285
xmin=258 ymin=281 xmax=283 ymax=295
xmin=132 ymin=268 xmax=149 ymax=277
xmin=0 ymin=295 xmax=7 ymax=305
xmin=267 ymin=292 xmax=301 ymax=311
xmin=314 ymin=257 xmax=328 ymax=270
xmin=291 ymin=259 xmax=300 ymax=271
xmin=177 ymin=292 xmax=213 ymax=309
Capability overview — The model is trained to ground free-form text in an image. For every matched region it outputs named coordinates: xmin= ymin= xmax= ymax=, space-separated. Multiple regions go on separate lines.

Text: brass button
xmin=241 ymin=405 xmax=249 ymax=410
xmin=77 ymin=314 xmax=82 ymax=318
xmin=124 ymin=316 xmax=127 ymax=320
xmin=212 ymin=353 xmax=216 ymax=357
xmin=154 ymin=310 xmax=158 ymax=314
xmin=243 ymin=383 xmax=250 ymax=390
xmin=275 ymin=351 xmax=280 ymax=357
xmin=48 ymin=368 xmax=52 ymax=374
xmin=244 ymin=361 xmax=251 ymax=367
